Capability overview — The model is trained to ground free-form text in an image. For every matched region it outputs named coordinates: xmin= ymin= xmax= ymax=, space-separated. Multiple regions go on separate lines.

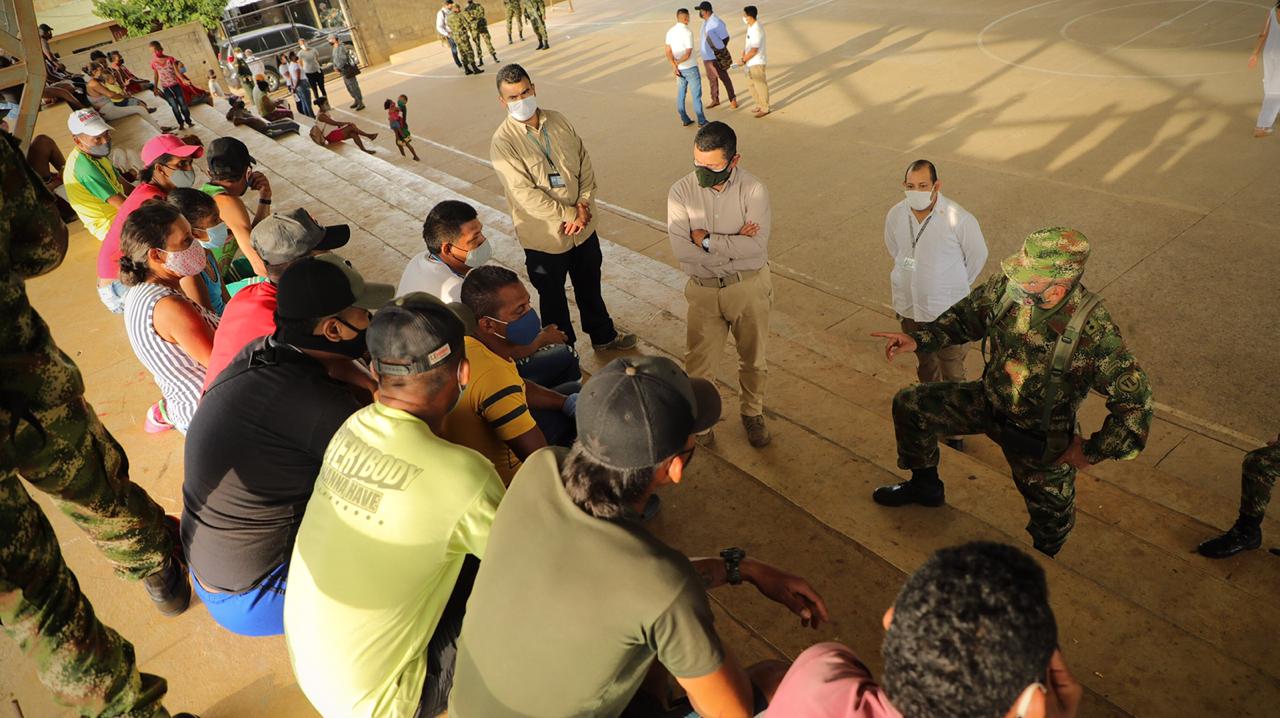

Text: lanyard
xmin=906 ymin=211 xmax=935 ymax=256
xmin=525 ymin=128 xmax=555 ymax=167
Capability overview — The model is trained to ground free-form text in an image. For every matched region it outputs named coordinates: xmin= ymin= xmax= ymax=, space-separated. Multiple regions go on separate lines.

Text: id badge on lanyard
xmin=527 ymin=130 xmax=565 ymax=189
xmin=903 ymin=213 xmax=934 ymax=272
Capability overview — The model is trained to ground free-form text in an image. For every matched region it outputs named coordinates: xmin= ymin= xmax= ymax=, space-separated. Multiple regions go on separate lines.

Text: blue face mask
xmin=198 ymin=222 xmax=229 ymax=251
xmin=487 ymin=308 xmax=541 ymax=345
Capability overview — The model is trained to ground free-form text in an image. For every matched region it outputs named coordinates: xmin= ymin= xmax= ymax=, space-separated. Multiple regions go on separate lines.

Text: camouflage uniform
xmin=0 ymin=135 xmax=177 ymax=714
xmin=447 ymin=7 xmax=479 ymax=72
xmin=1240 ymin=441 xmax=1280 ymax=518
xmin=522 ymin=0 xmax=549 ymax=47
xmin=505 ymin=0 xmax=525 ymax=42
xmin=466 ymin=0 xmax=500 ymax=64
xmin=894 ymin=228 xmax=1153 ymax=555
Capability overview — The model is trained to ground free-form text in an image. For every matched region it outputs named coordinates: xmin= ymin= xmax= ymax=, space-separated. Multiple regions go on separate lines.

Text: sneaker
xmin=349 ymin=102 xmax=358 ymax=108
xmin=695 ymin=429 xmax=716 ymax=448
xmin=1197 ymin=519 xmax=1262 ymax=559
xmin=142 ymin=518 xmax=191 ymax=617
xmin=872 ymin=478 xmax=945 ymax=507
xmin=741 ymin=414 xmax=771 ymax=448
xmin=592 ymin=332 xmax=638 ymax=351
xmin=681 ymin=118 xmax=694 ymax=127
xmin=144 ymin=401 xmax=173 ymax=433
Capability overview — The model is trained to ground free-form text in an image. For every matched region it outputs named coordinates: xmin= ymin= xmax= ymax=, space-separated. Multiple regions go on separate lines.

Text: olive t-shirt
xmin=449 ymin=447 xmax=725 ymax=717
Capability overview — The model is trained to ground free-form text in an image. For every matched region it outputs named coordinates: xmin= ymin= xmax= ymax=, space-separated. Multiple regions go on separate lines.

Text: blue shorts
xmin=192 ymin=563 xmax=288 ymax=637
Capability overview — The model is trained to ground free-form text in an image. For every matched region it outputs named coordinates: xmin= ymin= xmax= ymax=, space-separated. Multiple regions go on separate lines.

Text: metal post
xmin=333 ymin=0 xmax=366 ymax=66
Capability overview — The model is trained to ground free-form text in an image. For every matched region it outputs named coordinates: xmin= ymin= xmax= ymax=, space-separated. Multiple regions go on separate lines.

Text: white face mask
xmin=461 ymin=238 xmax=492 ymax=268
xmin=160 ymin=242 xmax=208 ymax=277
xmin=904 ymin=189 xmax=935 ymax=212
xmin=169 ymin=168 xmax=198 ymax=189
xmin=506 ymin=95 xmax=538 ymax=122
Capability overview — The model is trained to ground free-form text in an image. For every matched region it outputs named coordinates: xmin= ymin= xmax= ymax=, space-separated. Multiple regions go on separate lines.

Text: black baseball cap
xmin=695 ymin=2 xmax=714 ymax=12
xmin=367 ymin=293 xmax=468 ymax=376
xmin=274 ymin=256 xmax=395 ymax=321
xmin=575 ymin=356 xmax=721 ymax=470
xmin=252 ymin=208 xmax=351 ymax=265
xmin=207 ymin=137 xmax=256 ymax=178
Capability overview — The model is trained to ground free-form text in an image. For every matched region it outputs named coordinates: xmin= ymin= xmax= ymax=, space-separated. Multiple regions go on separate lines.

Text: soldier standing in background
xmin=870 ymin=228 xmax=1153 ymax=557
xmin=505 ymin=0 xmax=526 ymax=43
xmin=524 ymin=0 xmax=550 ymax=50
xmin=0 ymin=133 xmax=197 ymax=715
xmin=448 ymin=1 xmax=483 ymax=75
xmin=466 ymin=0 xmax=501 ymax=67
xmin=1197 ymin=435 xmax=1280 ymax=558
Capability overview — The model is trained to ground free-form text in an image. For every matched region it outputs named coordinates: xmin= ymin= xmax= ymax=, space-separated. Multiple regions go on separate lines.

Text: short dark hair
xmin=882 ymin=542 xmax=1058 ymax=718
xmin=677 ymin=8 xmax=689 ymax=17
xmin=90 ymin=50 xmax=107 ymax=62
xmin=166 ymin=188 xmax=219 ymax=227
xmin=119 ymin=200 xmax=183 ymax=286
xmin=694 ymin=121 xmax=737 ymax=162
xmin=561 ymin=443 xmax=658 ymax=520
xmin=495 ymin=63 xmax=531 ymax=92
xmin=422 ymin=200 xmax=478 ymax=254
xmin=149 ymin=40 xmax=163 ymax=51
xmin=743 ymin=5 xmax=758 ymax=19
xmin=383 ymin=98 xmax=393 ymax=109
xmin=904 ymin=159 xmax=938 ymax=183
xmin=461 ymin=265 xmax=520 ymax=320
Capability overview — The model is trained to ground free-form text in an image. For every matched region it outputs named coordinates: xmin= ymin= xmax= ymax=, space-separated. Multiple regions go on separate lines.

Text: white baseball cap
xmin=67 ymin=108 xmax=112 ymax=136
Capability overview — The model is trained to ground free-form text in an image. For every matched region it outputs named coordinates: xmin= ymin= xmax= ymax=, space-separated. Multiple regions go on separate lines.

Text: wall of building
xmin=60 ymin=21 xmax=224 ymax=90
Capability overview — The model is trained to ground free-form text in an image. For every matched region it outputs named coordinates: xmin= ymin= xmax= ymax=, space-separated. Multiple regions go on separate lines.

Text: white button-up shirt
xmin=884 ymin=193 xmax=987 ymax=322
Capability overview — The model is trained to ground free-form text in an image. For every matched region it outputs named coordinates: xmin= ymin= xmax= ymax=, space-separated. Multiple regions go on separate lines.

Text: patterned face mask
xmin=160 ymin=242 xmax=207 ymax=277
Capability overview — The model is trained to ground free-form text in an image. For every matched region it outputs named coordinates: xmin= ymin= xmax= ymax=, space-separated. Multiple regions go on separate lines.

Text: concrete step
xmin=178 ymin=105 xmax=1280 ymax=715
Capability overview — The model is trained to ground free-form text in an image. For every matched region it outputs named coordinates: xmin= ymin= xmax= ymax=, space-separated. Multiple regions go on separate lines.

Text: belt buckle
xmin=717 ymin=276 xmax=729 ymax=288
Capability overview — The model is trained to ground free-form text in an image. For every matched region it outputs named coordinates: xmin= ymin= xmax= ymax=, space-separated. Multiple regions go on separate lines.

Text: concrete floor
xmin=5 ymin=0 xmax=1280 ymax=716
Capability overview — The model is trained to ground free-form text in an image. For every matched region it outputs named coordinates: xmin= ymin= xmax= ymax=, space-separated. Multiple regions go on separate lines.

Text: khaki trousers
xmin=685 ymin=267 xmax=773 ymax=416
xmin=747 ymin=65 xmax=770 ymax=112
xmin=900 ymin=317 xmax=967 ymax=384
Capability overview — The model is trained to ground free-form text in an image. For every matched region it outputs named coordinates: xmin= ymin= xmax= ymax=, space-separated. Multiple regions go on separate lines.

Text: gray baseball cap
xmin=251 ymin=208 xmax=350 ymax=266
xmin=367 ymin=292 xmax=469 ymax=376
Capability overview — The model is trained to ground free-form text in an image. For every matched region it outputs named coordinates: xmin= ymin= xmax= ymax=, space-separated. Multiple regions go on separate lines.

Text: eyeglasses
xmin=164 ymin=159 xmax=195 ymax=171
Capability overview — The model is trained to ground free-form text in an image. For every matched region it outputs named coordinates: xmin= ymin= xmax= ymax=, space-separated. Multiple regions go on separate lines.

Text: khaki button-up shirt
xmin=490 ymin=109 xmax=598 ymax=254
xmin=667 ymin=167 xmax=771 ymax=279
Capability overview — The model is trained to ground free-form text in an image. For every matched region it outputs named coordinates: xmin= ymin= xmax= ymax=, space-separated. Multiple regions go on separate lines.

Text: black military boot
xmin=1197 ymin=515 xmax=1263 ymax=559
xmin=492 ymin=52 xmax=500 ymax=63
xmin=464 ymin=65 xmax=476 ymax=75
xmin=142 ymin=516 xmax=191 ymax=616
xmin=873 ymin=468 xmax=945 ymax=507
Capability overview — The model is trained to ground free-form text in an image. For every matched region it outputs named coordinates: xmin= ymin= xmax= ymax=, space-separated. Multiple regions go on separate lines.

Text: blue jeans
xmin=293 ymin=81 xmax=314 ymax=117
xmin=191 ymin=563 xmax=288 ymax=637
xmin=447 ymin=37 xmax=462 ymax=67
xmin=530 ymin=380 xmax=581 ymax=447
xmin=515 ymin=343 xmax=581 ymax=387
xmin=676 ymin=66 xmax=706 ymax=125
xmin=97 ymin=280 xmax=126 ymax=314
xmin=160 ymin=84 xmax=191 ymax=125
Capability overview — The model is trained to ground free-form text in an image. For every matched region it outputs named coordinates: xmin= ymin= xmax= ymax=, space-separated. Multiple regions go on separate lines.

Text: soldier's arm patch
xmin=1115 ymin=370 xmax=1142 ymax=395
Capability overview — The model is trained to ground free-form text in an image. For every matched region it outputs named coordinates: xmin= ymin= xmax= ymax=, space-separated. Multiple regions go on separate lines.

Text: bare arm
xmin=106 ymin=194 xmax=128 ymax=208
xmin=505 ymin=425 xmax=548 ymax=466
xmin=214 ymin=192 xmax=268 ymax=278
xmin=152 ymin=295 xmax=215 ymax=366
xmin=178 ymin=272 xmax=214 ymax=312
xmin=524 ymin=379 xmax=568 ymax=411
xmin=675 ymin=654 xmax=754 ymax=718
xmin=1252 ymin=13 xmax=1272 ymax=61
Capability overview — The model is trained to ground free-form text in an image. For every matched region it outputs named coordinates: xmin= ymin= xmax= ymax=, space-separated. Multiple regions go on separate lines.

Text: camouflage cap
xmin=1001 ymin=227 xmax=1090 ymax=285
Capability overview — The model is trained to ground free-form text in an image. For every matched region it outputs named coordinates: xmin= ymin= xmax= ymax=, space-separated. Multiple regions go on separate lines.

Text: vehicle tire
xmin=264 ymin=69 xmax=284 ymax=93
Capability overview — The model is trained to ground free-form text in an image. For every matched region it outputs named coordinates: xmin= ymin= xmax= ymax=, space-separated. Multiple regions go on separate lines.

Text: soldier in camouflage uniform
xmin=523 ymin=0 xmax=550 ymax=50
xmin=871 ymin=228 xmax=1153 ymax=557
xmin=448 ymin=1 xmax=482 ymax=75
xmin=466 ymin=0 xmax=501 ymax=66
xmin=0 ymin=134 xmax=196 ymax=716
xmin=1197 ymin=435 xmax=1279 ymax=558
xmin=505 ymin=0 xmax=525 ymax=43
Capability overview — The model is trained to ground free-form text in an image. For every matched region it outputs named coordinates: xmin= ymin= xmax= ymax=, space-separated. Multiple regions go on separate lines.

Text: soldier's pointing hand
xmin=870 ymin=332 xmax=917 ymax=362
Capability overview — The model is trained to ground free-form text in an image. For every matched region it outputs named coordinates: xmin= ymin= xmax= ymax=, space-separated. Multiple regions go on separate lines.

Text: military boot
xmin=873 ymin=468 xmax=945 ymax=507
xmin=1197 ymin=516 xmax=1263 ymax=559
xmin=142 ymin=516 xmax=191 ymax=616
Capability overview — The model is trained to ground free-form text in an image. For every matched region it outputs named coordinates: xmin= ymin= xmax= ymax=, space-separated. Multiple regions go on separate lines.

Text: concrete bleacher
xmin=11 ymin=100 xmax=1279 ymax=716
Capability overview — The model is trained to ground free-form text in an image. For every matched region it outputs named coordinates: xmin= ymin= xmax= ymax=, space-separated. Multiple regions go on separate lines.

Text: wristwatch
xmin=720 ymin=547 xmax=746 ymax=585
xmin=258 ymin=198 xmax=272 ymax=205
xmin=701 ymin=237 xmax=711 ymax=251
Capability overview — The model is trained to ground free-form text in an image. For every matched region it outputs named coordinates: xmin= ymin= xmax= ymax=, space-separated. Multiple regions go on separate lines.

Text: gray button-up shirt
xmin=667 ymin=167 xmax=771 ymax=279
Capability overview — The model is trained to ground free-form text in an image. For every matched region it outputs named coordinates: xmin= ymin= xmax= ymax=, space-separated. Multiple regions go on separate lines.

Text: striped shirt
xmin=124 ymin=282 xmax=219 ymax=433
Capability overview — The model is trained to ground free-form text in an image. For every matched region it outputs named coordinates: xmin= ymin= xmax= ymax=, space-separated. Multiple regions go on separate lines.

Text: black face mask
xmin=276 ymin=317 xmax=368 ymax=359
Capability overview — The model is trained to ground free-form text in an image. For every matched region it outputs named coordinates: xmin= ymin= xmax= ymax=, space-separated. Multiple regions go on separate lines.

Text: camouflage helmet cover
xmin=1001 ymin=227 xmax=1090 ymax=285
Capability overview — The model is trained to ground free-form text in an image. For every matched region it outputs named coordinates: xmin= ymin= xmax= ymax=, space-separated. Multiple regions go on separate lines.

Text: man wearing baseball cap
xmin=871 ymin=227 xmax=1153 ymax=557
xmin=203 ymin=207 xmax=356 ymax=388
xmin=183 ymin=257 xmax=388 ymax=636
xmin=285 ymin=293 xmax=505 ymax=718
xmin=62 ymin=108 xmax=133 ymax=241
xmin=95 ymin=133 xmax=203 ymax=313
xmin=202 ymin=136 xmax=272 ymax=279
xmin=449 ymin=355 xmax=829 ymax=718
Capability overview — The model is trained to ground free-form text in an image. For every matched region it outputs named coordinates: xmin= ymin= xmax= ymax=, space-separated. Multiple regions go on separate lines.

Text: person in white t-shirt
xmin=884 ymin=159 xmax=987 ymax=449
xmin=665 ymin=8 xmax=707 ymax=127
xmin=398 ymin=200 xmax=583 ymax=391
xmin=741 ymin=5 xmax=770 ymax=117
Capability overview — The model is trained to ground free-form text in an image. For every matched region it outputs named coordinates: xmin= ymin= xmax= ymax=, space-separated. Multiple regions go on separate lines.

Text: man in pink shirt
xmin=769 ymin=542 xmax=1082 ymax=718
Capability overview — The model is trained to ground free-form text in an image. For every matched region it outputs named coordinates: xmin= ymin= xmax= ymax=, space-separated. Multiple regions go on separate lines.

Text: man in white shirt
xmin=438 ymin=0 xmax=464 ymax=69
xmin=884 ymin=159 xmax=988 ymax=448
xmin=741 ymin=6 xmax=770 ymax=117
xmin=665 ymin=8 xmax=707 ymax=128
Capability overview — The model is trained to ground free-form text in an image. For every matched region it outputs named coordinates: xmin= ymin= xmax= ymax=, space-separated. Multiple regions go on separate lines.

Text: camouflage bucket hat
xmin=1001 ymin=227 xmax=1090 ymax=285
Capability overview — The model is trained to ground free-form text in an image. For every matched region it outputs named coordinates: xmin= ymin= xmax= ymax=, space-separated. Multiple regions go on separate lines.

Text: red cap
xmin=141 ymin=134 xmax=204 ymax=166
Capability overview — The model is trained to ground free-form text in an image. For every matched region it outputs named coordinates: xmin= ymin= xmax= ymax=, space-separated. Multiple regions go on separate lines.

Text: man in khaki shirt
xmin=667 ymin=121 xmax=773 ymax=447
xmin=490 ymin=64 xmax=636 ymax=352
